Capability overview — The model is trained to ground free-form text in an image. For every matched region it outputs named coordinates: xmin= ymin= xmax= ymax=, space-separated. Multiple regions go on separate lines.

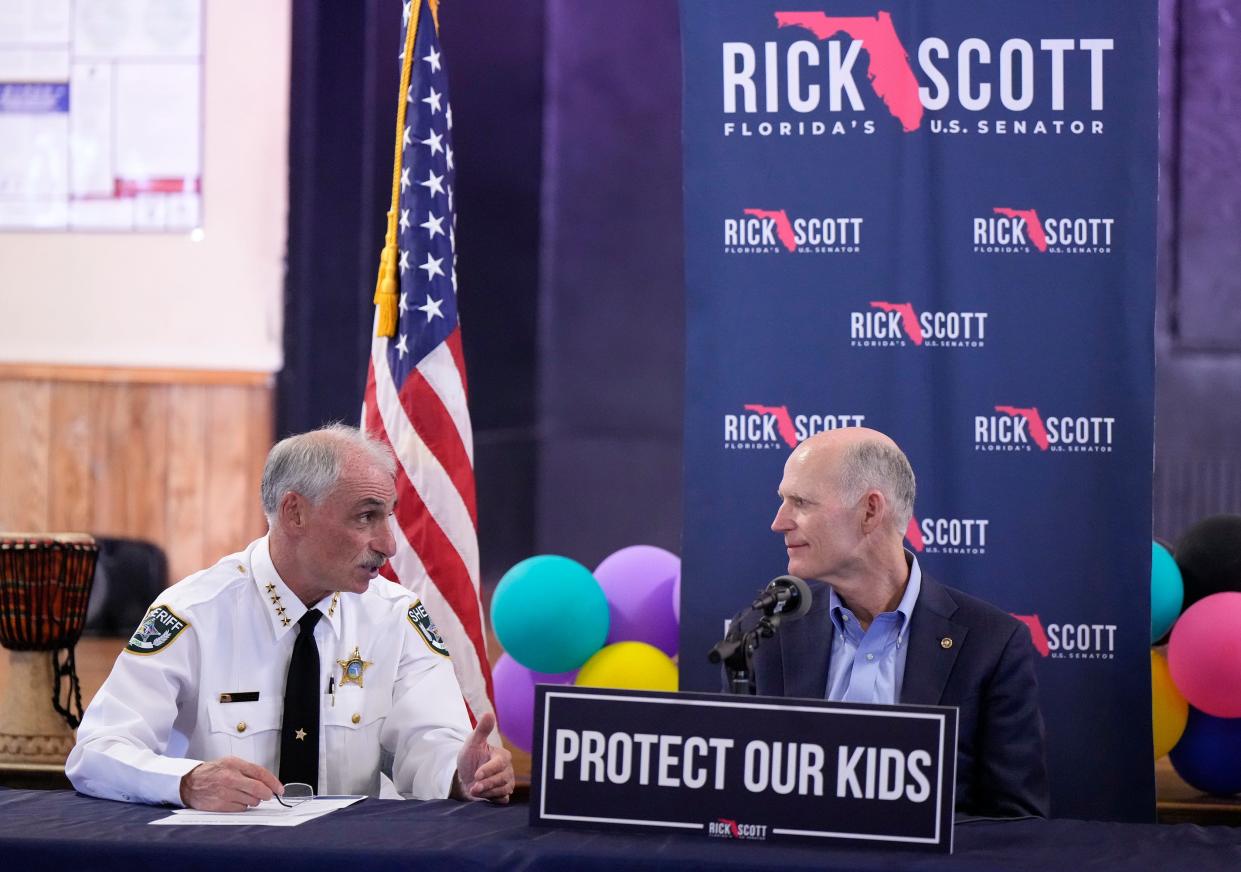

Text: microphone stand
xmin=708 ymin=610 xmax=790 ymax=695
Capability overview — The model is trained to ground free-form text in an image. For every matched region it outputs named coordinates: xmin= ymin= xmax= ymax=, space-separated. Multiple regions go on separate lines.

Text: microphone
xmin=751 ymin=575 xmax=812 ymax=621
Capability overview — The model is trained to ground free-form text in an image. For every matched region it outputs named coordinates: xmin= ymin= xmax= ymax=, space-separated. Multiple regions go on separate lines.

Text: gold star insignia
xmin=336 ymin=646 xmax=373 ymax=688
xmin=281 ymin=617 xmax=290 ymax=626
xmin=276 ymin=605 xmax=287 ymax=616
xmin=294 ymin=728 xmax=307 ymax=741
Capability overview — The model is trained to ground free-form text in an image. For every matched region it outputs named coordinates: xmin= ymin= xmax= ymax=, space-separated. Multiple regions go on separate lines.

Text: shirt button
xmin=237 ymin=722 xmax=247 ymax=733
xmin=352 ymin=713 xmax=361 ymax=725
xmin=865 ymin=653 xmax=875 ymax=662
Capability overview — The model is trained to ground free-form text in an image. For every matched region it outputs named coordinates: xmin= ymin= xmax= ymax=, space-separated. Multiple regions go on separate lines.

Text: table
xmin=0 ymin=789 xmax=1237 ymax=872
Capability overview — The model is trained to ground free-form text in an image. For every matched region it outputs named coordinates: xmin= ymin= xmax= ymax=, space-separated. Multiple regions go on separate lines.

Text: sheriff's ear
xmin=278 ymin=491 xmax=308 ymax=533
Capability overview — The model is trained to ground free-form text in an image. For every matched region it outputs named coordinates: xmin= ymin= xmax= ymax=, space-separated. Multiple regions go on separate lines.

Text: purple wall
xmin=1153 ymin=0 xmax=1241 ymax=538
xmin=534 ymin=1 xmax=685 ymax=567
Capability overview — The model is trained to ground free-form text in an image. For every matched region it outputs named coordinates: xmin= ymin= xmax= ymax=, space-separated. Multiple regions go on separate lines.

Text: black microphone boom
xmin=751 ymin=575 xmax=812 ymax=620
xmin=707 ymin=575 xmax=814 ymax=693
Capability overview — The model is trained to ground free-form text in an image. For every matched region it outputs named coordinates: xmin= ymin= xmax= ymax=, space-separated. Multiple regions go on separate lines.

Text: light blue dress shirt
xmin=825 ymin=554 xmax=922 ymax=704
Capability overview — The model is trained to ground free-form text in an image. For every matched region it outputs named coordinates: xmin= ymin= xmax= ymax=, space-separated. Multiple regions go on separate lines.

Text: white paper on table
xmin=149 ymin=795 xmax=365 ymax=827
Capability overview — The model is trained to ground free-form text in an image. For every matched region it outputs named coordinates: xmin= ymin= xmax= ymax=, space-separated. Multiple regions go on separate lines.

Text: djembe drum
xmin=0 ymin=534 xmax=98 ymax=764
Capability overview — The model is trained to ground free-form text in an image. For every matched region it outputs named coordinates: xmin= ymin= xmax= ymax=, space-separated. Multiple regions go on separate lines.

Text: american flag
xmin=362 ymin=0 xmax=495 ymax=729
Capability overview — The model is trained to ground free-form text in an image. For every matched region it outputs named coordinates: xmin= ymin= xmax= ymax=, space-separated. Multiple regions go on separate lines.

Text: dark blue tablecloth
xmin=0 ymin=789 xmax=1237 ymax=872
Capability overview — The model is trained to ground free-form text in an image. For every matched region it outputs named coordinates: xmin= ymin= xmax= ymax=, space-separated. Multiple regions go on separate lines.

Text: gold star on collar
xmin=263 ymin=580 xmax=290 ymax=626
xmin=327 ymin=592 xmax=340 ymax=618
xmin=336 ymin=646 xmax=373 ymax=688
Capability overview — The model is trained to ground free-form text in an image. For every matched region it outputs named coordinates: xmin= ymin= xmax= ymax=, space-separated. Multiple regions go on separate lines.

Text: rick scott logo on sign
xmin=974 ymin=405 xmax=1115 ymax=453
xmin=724 ymin=404 xmax=866 ymax=449
xmin=708 ymin=818 xmax=769 ymax=840
xmin=724 ymin=208 xmax=863 ymax=254
xmin=718 ymin=11 xmax=1115 ymax=137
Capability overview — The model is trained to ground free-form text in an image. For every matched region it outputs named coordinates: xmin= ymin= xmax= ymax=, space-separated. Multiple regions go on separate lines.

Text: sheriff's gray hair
xmin=836 ymin=439 xmax=916 ymax=534
xmin=260 ymin=423 xmax=396 ymax=523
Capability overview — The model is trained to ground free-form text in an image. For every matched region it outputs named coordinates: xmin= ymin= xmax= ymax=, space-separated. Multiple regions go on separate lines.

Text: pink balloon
xmin=1168 ymin=592 xmax=1241 ymax=718
xmin=492 ymin=653 xmax=576 ymax=753
xmin=594 ymin=545 xmax=681 ymax=657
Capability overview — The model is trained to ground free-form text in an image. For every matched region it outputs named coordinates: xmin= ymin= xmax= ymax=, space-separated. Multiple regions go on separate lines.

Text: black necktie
xmin=279 ymin=608 xmax=323 ymax=788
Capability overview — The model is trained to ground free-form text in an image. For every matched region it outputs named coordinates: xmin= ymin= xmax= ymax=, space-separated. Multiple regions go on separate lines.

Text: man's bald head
xmin=789 ymin=428 xmax=916 ymax=535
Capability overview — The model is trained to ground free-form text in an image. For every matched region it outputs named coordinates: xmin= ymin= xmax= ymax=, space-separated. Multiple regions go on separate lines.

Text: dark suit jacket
xmin=732 ymin=574 xmax=1050 ymax=818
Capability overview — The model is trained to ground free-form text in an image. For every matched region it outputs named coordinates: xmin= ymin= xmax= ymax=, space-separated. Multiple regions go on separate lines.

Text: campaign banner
xmin=530 ymin=686 xmax=957 ymax=851
xmin=679 ymin=1 xmax=1157 ymax=821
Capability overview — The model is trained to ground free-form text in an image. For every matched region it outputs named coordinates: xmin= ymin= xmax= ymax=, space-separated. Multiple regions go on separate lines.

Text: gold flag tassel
xmin=374 ymin=0 xmax=427 ymax=337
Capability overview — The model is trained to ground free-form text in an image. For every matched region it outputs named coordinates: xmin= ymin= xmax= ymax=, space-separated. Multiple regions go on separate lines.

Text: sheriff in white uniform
xmin=66 ymin=537 xmax=468 ymax=805
xmin=65 ymin=424 xmax=513 ymax=810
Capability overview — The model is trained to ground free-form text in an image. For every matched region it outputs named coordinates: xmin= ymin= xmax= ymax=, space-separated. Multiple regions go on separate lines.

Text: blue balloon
xmin=491 ymin=555 xmax=609 ymax=673
xmin=1151 ymin=541 xmax=1184 ymax=642
xmin=1169 ymin=706 xmax=1241 ymax=796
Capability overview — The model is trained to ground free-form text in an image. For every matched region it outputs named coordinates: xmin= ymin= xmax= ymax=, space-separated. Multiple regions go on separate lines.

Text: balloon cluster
xmin=1150 ymin=515 xmax=1241 ymax=796
xmin=490 ymin=546 xmax=681 ymax=753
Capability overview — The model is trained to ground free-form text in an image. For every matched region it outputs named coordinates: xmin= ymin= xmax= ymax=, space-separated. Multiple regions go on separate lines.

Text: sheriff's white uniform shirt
xmin=66 ymin=536 xmax=471 ymax=806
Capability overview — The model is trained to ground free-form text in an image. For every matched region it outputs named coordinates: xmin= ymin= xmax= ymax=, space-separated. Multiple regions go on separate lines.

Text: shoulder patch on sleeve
xmin=125 ymin=604 xmax=191 ymax=655
xmin=406 ymin=600 xmax=450 ymax=658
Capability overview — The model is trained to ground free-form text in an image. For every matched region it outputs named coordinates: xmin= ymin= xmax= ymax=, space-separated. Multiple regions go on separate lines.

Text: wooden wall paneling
xmin=1 ymin=373 xmax=272 ymax=580
xmin=245 ymin=386 xmax=275 ymax=540
xmin=203 ymin=386 xmax=260 ymax=561
xmin=89 ymin=383 xmax=170 ymax=543
xmin=166 ymin=385 xmax=209 ymax=584
xmin=0 ymin=379 xmax=51 ymax=531
xmin=123 ymin=384 xmax=170 ymax=545
xmin=47 ymin=381 xmax=96 ymax=533
xmin=90 ymin=383 xmax=131 ymax=538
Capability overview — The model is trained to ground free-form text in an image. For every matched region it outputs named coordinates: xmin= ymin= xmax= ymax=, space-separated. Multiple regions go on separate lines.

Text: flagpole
xmin=373 ymin=0 xmax=424 ymax=337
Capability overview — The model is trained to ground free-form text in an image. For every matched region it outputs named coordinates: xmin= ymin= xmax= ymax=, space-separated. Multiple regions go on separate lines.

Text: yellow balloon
xmin=1152 ymin=648 xmax=1188 ymax=759
xmin=575 ymin=641 xmax=678 ymax=692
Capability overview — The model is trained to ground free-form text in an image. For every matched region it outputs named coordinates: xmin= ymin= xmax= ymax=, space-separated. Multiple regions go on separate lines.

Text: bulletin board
xmin=0 ymin=0 xmax=202 ymax=232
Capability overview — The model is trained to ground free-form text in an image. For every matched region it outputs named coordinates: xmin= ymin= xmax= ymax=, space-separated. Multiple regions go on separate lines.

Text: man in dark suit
xmin=736 ymin=427 xmax=1049 ymax=818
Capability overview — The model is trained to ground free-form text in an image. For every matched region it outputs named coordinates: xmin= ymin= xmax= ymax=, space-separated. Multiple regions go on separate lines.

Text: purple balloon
xmin=594 ymin=545 xmax=681 ymax=657
xmin=492 ymin=653 xmax=576 ymax=753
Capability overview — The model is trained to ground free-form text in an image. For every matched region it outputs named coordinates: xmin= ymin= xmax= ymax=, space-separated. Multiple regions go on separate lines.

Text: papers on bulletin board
xmin=0 ymin=0 xmax=203 ymax=231
xmin=149 ymin=796 xmax=366 ymax=827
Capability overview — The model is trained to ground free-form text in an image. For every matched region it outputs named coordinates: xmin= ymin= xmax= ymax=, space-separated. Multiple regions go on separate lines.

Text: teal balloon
xmin=1152 ymin=541 xmax=1184 ymax=642
xmin=491 ymin=555 xmax=609 ymax=673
